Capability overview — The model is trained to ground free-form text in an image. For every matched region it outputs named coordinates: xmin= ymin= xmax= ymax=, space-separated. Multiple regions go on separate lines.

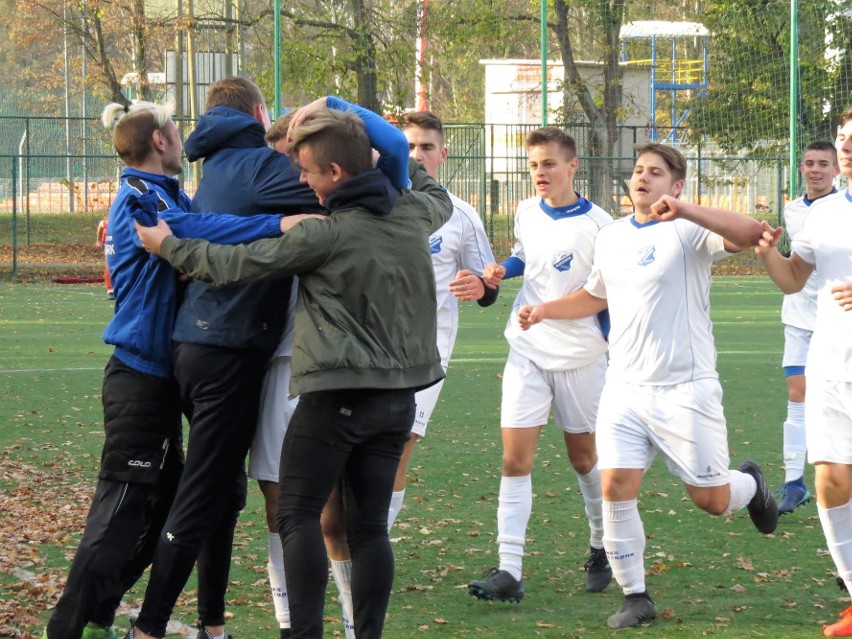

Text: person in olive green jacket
xmin=134 ymin=106 xmax=451 ymax=639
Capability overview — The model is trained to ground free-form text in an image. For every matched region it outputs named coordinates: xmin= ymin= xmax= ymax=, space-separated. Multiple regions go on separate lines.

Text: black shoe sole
xmin=467 ymin=584 xmax=524 ymax=603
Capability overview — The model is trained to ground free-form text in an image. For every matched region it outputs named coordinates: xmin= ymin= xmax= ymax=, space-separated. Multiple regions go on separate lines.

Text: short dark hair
xmin=289 ymin=108 xmax=373 ymax=177
xmin=403 ymin=111 xmax=444 ymax=144
xmin=525 ymin=127 xmax=576 ymax=159
xmin=634 ymin=143 xmax=687 ymax=182
xmin=205 ymin=76 xmax=265 ymax=115
xmin=804 ymin=139 xmax=837 ymax=157
xmin=840 ymin=107 xmax=852 ymax=127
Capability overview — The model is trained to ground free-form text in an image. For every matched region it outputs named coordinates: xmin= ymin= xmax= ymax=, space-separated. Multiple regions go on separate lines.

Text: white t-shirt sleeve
xmin=456 ymin=200 xmax=495 ymax=276
xmin=792 ymin=219 xmax=817 ymax=266
xmin=584 ymin=261 xmax=607 ymax=300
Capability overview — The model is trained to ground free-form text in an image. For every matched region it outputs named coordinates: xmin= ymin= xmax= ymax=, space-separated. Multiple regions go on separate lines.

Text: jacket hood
xmin=184 ymin=105 xmax=267 ymax=162
xmin=325 ymin=169 xmax=398 ymax=216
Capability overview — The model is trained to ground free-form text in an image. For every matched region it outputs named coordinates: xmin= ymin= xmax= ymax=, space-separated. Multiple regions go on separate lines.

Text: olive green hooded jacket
xmin=159 ymin=160 xmax=452 ymax=396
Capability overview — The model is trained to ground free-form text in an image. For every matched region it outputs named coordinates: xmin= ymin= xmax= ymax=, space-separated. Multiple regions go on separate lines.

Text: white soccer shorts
xmin=500 ymin=348 xmax=606 ymax=433
xmin=595 ymin=378 xmax=731 ymax=487
xmin=411 ymin=377 xmax=447 ymax=438
xmin=782 ymin=324 xmax=813 ymax=370
xmin=806 ymin=378 xmax=852 ymax=465
xmin=249 ymin=356 xmax=299 ymax=483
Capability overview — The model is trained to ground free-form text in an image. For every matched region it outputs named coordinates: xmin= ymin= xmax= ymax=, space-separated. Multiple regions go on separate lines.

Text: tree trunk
xmin=81 ymin=7 xmax=130 ymax=106
xmin=552 ymin=0 xmax=626 ymax=214
xmin=351 ymin=0 xmax=381 ymax=114
xmin=132 ymin=0 xmax=149 ymax=100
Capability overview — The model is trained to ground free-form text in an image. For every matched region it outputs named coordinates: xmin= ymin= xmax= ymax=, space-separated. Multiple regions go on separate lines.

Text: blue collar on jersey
xmin=844 ymin=189 xmax=852 ymax=205
xmin=629 ymin=215 xmax=658 ymax=228
xmin=804 ymin=188 xmax=837 ymax=206
xmin=538 ymin=193 xmax=593 ymax=220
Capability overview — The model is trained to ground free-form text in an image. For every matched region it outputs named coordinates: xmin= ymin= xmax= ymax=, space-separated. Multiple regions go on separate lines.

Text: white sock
xmin=267 ymin=532 xmax=290 ymax=629
xmin=496 ymin=474 xmax=532 ymax=581
xmin=387 ymin=489 xmax=406 ymax=532
xmin=603 ymin=499 xmax=646 ymax=595
xmin=330 ymin=559 xmax=356 ymax=639
xmin=818 ymin=501 xmax=852 ymax=592
xmin=725 ymin=469 xmax=757 ymax=514
xmin=783 ymin=401 xmax=807 ymax=483
xmin=577 ymin=465 xmax=604 ymax=548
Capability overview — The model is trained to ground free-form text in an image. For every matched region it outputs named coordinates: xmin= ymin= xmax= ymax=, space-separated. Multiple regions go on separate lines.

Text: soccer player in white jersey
xmin=757 ymin=108 xmax=852 ymax=638
xmin=517 ymin=143 xmax=777 ymax=629
xmin=391 ymin=110 xmax=499 ymax=527
xmin=467 ymin=127 xmax=613 ymax=603
xmin=775 ymin=140 xmax=839 ymax=515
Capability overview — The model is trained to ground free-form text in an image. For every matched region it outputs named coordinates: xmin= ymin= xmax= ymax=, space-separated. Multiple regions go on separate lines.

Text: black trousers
xmin=135 ymin=342 xmax=267 ymax=636
xmin=277 ymin=388 xmax=415 ymax=639
xmin=46 ymin=357 xmax=183 ymax=639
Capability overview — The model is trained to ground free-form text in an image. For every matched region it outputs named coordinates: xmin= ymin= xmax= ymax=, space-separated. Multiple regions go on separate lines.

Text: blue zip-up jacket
xmin=103 ymin=167 xmax=284 ymax=379
xmin=172 ymin=106 xmax=323 ymax=353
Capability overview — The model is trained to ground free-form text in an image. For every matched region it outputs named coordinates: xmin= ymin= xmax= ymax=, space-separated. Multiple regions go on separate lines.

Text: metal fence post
xmin=11 ymin=155 xmax=18 ymax=278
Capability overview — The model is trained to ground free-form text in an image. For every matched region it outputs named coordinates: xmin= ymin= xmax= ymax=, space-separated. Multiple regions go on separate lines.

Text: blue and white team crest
xmin=638 ymin=245 xmax=656 ymax=266
xmin=552 ymin=250 xmax=574 ymax=272
xmin=430 ymin=235 xmax=443 ymax=255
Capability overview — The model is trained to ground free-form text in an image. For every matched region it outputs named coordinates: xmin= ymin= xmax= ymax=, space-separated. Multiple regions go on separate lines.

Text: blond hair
xmin=102 ymin=100 xmax=175 ymax=165
xmin=289 ymin=108 xmax=372 ymax=176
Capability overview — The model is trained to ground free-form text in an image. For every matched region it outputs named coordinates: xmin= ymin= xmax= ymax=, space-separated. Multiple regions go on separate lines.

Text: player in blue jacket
xmin=43 ymin=99 xmax=290 ymax=639
xmin=166 ymin=76 xmax=323 ymax=639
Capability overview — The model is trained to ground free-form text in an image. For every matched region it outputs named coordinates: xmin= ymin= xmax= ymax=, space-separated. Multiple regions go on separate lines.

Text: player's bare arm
xmin=832 ymin=282 xmax=852 ymax=311
xmin=482 ymin=262 xmax=506 ymax=289
xmin=450 ymin=269 xmax=486 ymax=302
xmin=756 ymin=220 xmax=814 ymax=294
xmin=135 ymin=219 xmax=173 ymax=255
xmin=650 ymin=195 xmax=763 ymax=252
xmin=517 ymin=288 xmax=608 ymax=330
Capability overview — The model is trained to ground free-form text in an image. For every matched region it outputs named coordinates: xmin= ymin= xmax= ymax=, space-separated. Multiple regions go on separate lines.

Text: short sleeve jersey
xmin=792 ymin=190 xmax=852 ymax=381
xmin=504 ymin=196 xmax=612 ymax=371
xmin=584 ymin=215 xmax=729 ymax=385
xmin=781 ymin=194 xmax=826 ymax=331
xmin=430 ymin=191 xmax=496 ymax=365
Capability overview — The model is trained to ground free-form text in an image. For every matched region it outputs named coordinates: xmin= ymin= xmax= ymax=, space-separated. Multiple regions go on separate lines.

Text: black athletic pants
xmin=45 ymin=357 xmax=183 ymax=639
xmin=135 ymin=342 xmax=267 ymax=636
xmin=276 ymin=388 xmax=415 ymax=639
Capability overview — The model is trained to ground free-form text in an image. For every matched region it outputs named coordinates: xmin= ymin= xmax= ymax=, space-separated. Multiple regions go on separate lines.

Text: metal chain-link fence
xmin=1 ymin=117 xmax=790 ymax=276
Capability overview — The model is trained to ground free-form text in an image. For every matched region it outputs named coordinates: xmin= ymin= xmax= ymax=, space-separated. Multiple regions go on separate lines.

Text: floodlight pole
xmin=541 ymin=0 xmax=548 ymax=126
xmin=274 ymin=0 xmax=281 ymax=117
xmin=789 ymin=0 xmax=799 ymax=198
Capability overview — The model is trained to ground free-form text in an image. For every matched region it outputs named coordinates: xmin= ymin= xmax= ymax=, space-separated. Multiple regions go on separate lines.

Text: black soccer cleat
xmin=468 ymin=567 xmax=525 ymax=602
xmin=739 ymin=460 xmax=779 ymax=534
xmin=584 ymin=545 xmax=612 ymax=593
xmin=607 ymin=592 xmax=657 ymax=628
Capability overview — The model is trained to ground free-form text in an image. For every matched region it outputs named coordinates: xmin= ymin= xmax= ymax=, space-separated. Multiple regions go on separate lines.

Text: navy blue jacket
xmin=103 ymin=168 xmax=283 ymax=378
xmin=173 ymin=105 xmax=322 ymax=353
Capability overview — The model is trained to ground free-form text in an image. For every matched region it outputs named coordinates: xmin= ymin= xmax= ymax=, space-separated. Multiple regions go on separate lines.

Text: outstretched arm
xmin=650 ymin=195 xmax=763 ymax=253
xmin=755 ymin=220 xmax=814 ymax=294
xmin=517 ymin=288 xmax=608 ymax=330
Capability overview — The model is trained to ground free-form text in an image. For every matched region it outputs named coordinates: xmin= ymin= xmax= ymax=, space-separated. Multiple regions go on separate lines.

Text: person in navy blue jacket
xmin=129 ymin=77 xmax=323 ymax=639
xmin=43 ymin=99 xmax=291 ymax=639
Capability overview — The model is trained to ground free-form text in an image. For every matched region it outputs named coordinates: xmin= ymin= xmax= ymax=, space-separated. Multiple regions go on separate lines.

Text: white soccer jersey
xmin=504 ymin=196 xmax=612 ymax=371
xmin=780 ymin=194 xmax=832 ymax=330
xmin=792 ymin=190 xmax=852 ymax=382
xmin=584 ymin=216 xmax=729 ymax=385
xmin=430 ymin=191 xmax=495 ymax=365
xmin=270 ymin=276 xmax=298 ymax=360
